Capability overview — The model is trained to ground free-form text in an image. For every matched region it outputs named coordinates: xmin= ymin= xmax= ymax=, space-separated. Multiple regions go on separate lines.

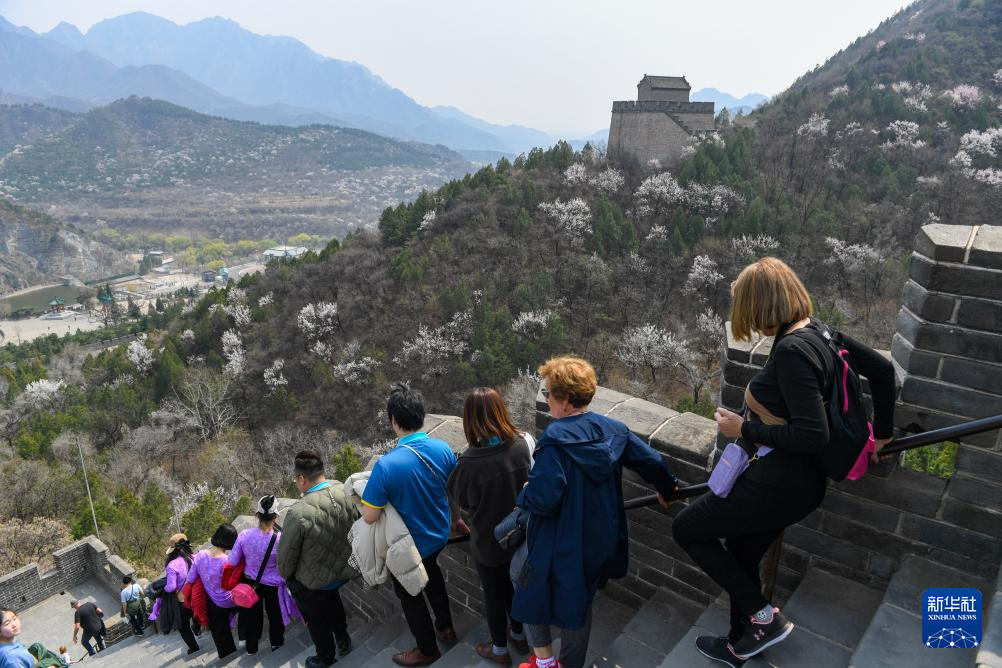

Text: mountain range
xmin=1 ymin=12 xmax=764 ymax=155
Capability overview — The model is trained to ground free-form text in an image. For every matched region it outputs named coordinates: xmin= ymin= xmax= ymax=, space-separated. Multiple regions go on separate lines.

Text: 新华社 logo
xmin=922 ymin=588 xmax=981 ymax=649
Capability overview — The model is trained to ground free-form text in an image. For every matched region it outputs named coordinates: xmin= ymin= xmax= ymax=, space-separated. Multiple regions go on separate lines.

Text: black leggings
xmin=205 ymin=597 xmax=237 ymax=659
xmin=475 ymin=560 xmax=523 ymax=648
xmin=672 ymin=476 xmax=824 ymax=642
xmin=238 ymin=582 xmax=285 ymax=653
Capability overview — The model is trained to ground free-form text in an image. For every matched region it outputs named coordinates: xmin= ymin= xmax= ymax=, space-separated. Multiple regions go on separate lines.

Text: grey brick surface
xmin=900 ymin=279 xmax=956 ymax=323
xmin=957 ymin=295 xmax=1002 ymax=333
xmin=971 ymin=224 xmax=1002 ymax=270
xmin=607 ymin=397 xmax=679 ymax=439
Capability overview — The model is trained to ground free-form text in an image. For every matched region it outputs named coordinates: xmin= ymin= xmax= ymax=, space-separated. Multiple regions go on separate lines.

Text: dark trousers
xmin=205 ymin=597 xmax=237 ymax=659
xmin=238 ymin=583 xmax=285 ymax=653
xmin=294 ymin=587 xmax=349 ymax=663
xmin=127 ymin=609 xmax=145 ymax=635
xmin=475 ymin=560 xmax=523 ymax=648
xmin=672 ymin=476 xmax=824 ymax=642
xmin=391 ymin=549 xmax=453 ymax=656
xmin=178 ymin=607 xmax=199 ymax=652
xmin=80 ymin=628 xmax=105 ymax=655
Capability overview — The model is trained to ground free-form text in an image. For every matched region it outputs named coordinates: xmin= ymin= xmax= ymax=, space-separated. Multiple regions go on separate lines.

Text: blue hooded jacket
xmin=511 ymin=412 xmax=678 ymax=629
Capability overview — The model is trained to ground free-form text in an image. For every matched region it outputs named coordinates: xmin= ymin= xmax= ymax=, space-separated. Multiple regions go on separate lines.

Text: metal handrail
xmin=878 ymin=413 xmax=1002 ymax=456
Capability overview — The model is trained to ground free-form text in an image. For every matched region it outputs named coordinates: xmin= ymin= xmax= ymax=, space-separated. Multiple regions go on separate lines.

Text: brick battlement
xmin=611 ymin=100 xmax=715 ymax=114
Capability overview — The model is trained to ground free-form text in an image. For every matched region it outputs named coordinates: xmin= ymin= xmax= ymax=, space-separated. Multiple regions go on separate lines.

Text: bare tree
xmin=165 ymin=367 xmax=240 ymax=442
xmin=0 ymin=518 xmax=72 ymax=573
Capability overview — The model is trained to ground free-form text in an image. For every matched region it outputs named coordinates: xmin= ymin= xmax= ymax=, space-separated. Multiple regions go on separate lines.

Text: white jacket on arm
xmin=344 ymin=471 xmax=428 ymax=596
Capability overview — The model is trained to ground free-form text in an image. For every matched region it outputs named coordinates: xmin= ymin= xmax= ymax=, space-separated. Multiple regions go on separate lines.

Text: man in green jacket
xmin=277 ymin=450 xmax=359 ymax=668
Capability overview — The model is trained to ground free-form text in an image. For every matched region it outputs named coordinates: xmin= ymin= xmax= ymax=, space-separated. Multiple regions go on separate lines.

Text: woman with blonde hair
xmin=447 ymin=387 xmax=533 ymax=665
xmin=512 ymin=356 xmax=679 ymax=668
xmin=672 ymin=257 xmax=895 ymax=667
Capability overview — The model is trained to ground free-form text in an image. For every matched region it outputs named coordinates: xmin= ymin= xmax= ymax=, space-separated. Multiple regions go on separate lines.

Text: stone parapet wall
xmin=612 ymin=100 xmax=715 ymax=113
xmin=0 ymin=536 xmax=135 ymax=611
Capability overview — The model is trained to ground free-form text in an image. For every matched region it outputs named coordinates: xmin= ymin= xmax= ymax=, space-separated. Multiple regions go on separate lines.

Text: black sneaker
xmin=731 ymin=608 xmax=794 ymax=658
xmin=305 ymin=655 xmax=336 ymax=668
xmin=695 ymin=636 xmax=745 ymax=668
xmin=336 ymin=634 xmax=353 ymax=656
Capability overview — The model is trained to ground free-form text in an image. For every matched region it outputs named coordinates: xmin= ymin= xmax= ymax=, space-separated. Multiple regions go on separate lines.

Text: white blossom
xmin=226 ymin=288 xmax=246 ymax=305
xmin=916 ymin=175 xmax=942 ymax=188
xmin=617 ymin=324 xmax=694 ymax=382
xmin=634 ymin=172 xmax=685 ymax=217
xmin=696 ymin=309 xmax=725 ymax=348
xmin=512 ymin=310 xmax=555 ymax=339
xmin=394 ymin=312 xmax=471 ymax=379
xmin=797 ymin=113 xmax=830 ymax=138
xmin=257 ymin=292 xmax=274 ymax=308
xmin=180 ymin=329 xmax=195 ymax=342
xmin=891 ymin=81 xmax=913 ymax=94
xmin=310 ymin=341 xmax=335 ymax=363
xmin=645 ymin=225 xmax=669 ymax=242
xmin=824 ymin=238 xmax=883 ymax=274
xmin=830 ymin=84 xmax=849 ymax=97
xmin=626 ymin=251 xmax=651 ymax=274
xmin=225 ymin=303 xmax=251 ymax=328
xmin=263 ymin=359 xmax=287 ymax=391
xmin=22 ymin=379 xmax=65 ymax=408
xmin=538 ymin=198 xmax=592 ymax=240
xmin=903 ymin=32 xmax=926 ymax=42
xmin=959 ymin=128 xmax=1002 ymax=158
xmin=646 ymin=158 xmax=662 ymax=171
xmin=731 ymin=235 xmax=780 ymax=260
xmin=994 ymin=69 xmax=1002 ymax=87
xmin=221 ymin=329 xmax=245 ymax=377
xmin=127 ymin=340 xmax=156 ymax=374
xmin=942 ymin=84 xmax=981 ymax=109
xmin=683 ymin=255 xmax=723 ymax=295
xmin=297 ymin=302 xmax=340 ymax=341
xmin=876 ymin=40 xmax=886 ymax=50
xmin=564 ymin=163 xmax=588 ymax=184
xmin=419 ymin=210 xmax=437 ymax=231
xmin=589 ymin=167 xmax=625 ymax=192
xmin=883 ymin=120 xmax=925 ymax=149
xmin=331 ymin=342 xmax=381 ymax=385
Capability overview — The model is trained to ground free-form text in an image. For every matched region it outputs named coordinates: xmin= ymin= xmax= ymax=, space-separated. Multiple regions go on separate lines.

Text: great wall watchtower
xmin=607 ymin=74 xmax=716 ymax=167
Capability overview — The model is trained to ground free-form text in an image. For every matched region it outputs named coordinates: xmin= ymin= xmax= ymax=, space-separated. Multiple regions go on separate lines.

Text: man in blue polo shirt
xmin=362 ymin=383 xmax=459 ymax=667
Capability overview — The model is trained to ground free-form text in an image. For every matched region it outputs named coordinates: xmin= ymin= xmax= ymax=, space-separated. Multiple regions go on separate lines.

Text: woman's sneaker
xmin=695 ymin=636 xmax=745 ymax=667
xmin=731 ymin=607 xmax=794 ymax=658
xmin=517 ymin=657 xmax=562 ymax=668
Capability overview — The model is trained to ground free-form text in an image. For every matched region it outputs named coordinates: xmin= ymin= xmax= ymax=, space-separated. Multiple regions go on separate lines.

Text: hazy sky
xmin=0 ymin=0 xmax=912 ymax=135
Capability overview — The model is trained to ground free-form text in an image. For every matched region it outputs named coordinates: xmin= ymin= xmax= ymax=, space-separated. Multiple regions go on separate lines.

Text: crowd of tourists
xmin=0 ymin=258 xmax=895 ymax=668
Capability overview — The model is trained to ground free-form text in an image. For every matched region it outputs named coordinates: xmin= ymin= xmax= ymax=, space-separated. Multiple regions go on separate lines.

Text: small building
xmin=144 ymin=250 xmax=166 ymax=267
xmin=47 ymin=297 xmax=65 ymax=312
xmin=152 ymin=258 xmax=175 ymax=274
xmin=202 ymin=270 xmax=217 ymax=283
xmin=637 ymin=75 xmax=692 ymax=103
xmin=263 ymin=245 xmax=308 ymax=260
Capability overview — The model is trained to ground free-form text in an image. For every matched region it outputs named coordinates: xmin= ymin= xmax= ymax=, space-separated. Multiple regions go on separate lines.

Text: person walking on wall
xmin=119 ymin=576 xmax=146 ymax=636
xmin=513 ymin=356 xmax=679 ymax=668
xmin=447 ymin=387 xmax=533 ymax=666
xmin=162 ymin=534 xmax=200 ymax=654
xmin=277 ymin=450 xmax=358 ymax=668
xmin=229 ymin=495 xmax=287 ymax=655
xmin=185 ymin=524 xmax=239 ymax=659
xmin=361 ymin=382 xmax=460 ymax=667
xmin=672 ymin=257 xmax=896 ymax=667
xmin=70 ymin=600 xmax=105 ymax=656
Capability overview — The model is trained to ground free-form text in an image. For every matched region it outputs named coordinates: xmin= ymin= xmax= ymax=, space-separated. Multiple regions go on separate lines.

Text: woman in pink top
xmin=186 ymin=524 xmax=238 ymax=659
xmin=162 ymin=533 xmax=200 ymax=654
xmin=228 ymin=495 xmax=286 ymax=654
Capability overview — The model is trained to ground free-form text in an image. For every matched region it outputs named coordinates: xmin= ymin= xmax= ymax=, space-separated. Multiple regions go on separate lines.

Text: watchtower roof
xmin=639 ymin=75 xmax=691 ymax=90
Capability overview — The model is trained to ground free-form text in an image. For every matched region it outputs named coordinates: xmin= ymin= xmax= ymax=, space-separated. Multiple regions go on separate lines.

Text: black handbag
xmin=494 ymin=506 xmax=529 ymax=551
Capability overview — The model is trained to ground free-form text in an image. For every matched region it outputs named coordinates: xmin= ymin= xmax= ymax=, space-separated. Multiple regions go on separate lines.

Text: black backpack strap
xmin=254 ymin=533 xmax=278 ymax=586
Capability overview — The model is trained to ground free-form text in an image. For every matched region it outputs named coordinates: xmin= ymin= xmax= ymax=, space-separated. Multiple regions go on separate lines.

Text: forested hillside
xmin=1 ymin=0 xmax=999 ymax=577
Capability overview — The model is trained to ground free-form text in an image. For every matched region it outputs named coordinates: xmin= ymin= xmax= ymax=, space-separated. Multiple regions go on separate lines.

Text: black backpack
xmin=798 ymin=323 xmax=872 ymax=481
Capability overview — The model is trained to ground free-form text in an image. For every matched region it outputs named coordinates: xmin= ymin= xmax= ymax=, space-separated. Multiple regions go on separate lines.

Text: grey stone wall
xmin=609 ymin=110 xmax=699 ymax=168
xmin=637 ymin=81 xmax=690 ymax=103
xmin=608 ymin=101 xmax=715 ymax=167
xmin=0 ymin=536 xmax=135 ymax=611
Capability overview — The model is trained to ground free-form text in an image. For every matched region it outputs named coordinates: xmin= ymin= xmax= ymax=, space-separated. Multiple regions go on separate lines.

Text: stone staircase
xmin=85 ymin=556 xmax=998 ymax=667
